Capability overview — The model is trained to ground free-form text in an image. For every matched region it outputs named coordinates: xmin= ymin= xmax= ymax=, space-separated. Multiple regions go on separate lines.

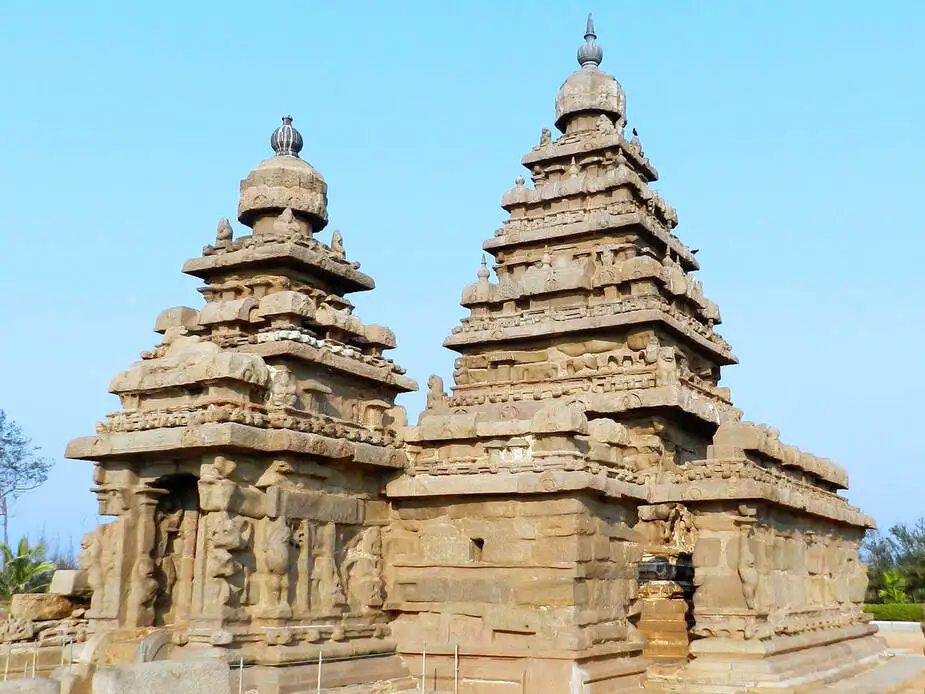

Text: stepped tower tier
xmin=387 ymin=18 xmax=879 ymax=694
xmin=65 ymin=117 xmax=418 ymax=691
xmin=442 ymin=13 xmax=736 ymax=430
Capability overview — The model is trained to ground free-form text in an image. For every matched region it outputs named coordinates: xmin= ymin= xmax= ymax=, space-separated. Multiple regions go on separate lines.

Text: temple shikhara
xmin=8 ymin=15 xmax=922 ymax=694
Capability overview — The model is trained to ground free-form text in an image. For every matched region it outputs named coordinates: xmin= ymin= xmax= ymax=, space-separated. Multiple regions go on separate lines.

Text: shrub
xmin=0 ymin=538 xmax=54 ymax=599
xmin=863 ymin=603 xmax=925 ymax=622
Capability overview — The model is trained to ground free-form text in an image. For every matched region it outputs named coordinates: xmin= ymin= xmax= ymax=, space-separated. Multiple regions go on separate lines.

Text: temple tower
xmin=66 ymin=117 xmax=417 ymax=692
xmin=386 ymin=17 xmax=879 ymax=693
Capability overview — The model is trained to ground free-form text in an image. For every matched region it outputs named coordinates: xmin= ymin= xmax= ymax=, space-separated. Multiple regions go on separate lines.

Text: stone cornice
xmin=445 ymin=306 xmax=736 ymax=365
xmin=183 ymin=241 xmax=374 ymax=294
xmin=244 ymin=340 xmax=417 ymax=392
xmin=521 ymin=131 xmax=658 ymax=183
xmin=66 ymin=422 xmax=407 ymax=468
xmin=385 ymin=467 xmax=872 ymax=528
xmin=485 ymin=211 xmax=698 ymax=272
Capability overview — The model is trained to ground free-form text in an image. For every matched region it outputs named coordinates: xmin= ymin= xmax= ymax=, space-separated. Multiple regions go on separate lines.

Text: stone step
xmin=817 ymin=654 xmax=925 ymax=694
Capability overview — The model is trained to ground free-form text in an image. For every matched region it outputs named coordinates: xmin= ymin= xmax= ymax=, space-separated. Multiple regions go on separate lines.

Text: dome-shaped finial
xmin=577 ymin=14 xmax=603 ymax=68
xmin=270 ymin=115 xmax=303 ymax=157
xmin=477 ymin=254 xmax=490 ymax=281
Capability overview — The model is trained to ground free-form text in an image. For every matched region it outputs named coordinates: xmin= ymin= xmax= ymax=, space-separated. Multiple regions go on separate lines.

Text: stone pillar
xmin=126 ymin=487 xmax=165 ymax=627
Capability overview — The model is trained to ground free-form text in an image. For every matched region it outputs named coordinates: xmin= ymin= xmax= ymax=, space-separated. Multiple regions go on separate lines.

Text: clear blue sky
xmin=1 ymin=1 xmax=922 ymax=551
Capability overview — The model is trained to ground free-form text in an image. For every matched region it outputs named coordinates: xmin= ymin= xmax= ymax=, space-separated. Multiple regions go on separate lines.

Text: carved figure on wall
xmin=596 ymin=114 xmax=615 ymax=134
xmin=206 ymin=512 xmax=253 ymax=616
xmin=153 ymin=494 xmax=184 ymax=617
xmin=539 ymin=127 xmax=552 ymax=145
xmin=341 ymin=527 xmax=384 ymax=612
xmin=132 ymin=554 xmax=159 ymax=625
xmin=655 ymin=347 xmax=678 ymax=387
xmin=666 ymin=504 xmax=697 ymax=553
xmin=310 ymin=522 xmax=346 ymax=614
xmin=739 ymin=527 xmax=758 ymax=611
xmin=596 ymin=246 xmax=617 ymax=284
xmin=426 ymin=375 xmax=448 ymax=410
xmin=260 ymin=516 xmax=293 ymax=618
xmin=79 ymin=527 xmax=104 ymax=594
xmin=643 ymin=336 xmax=659 ymax=365
xmin=267 ymin=366 xmax=299 ymax=409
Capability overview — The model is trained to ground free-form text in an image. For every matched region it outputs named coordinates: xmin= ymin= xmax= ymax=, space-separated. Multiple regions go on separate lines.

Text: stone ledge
xmin=66 ymin=423 xmax=407 ymax=468
xmin=244 ymin=340 xmax=417 ymax=392
xmin=444 ymin=307 xmax=736 ymax=365
xmin=183 ymin=241 xmax=374 ymax=293
xmin=387 ymin=468 xmax=869 ymax=527
xmin=485 ymin=211 xmax=696 ymax=271
xmin=385 ymin=469 xmax=645 ymax=500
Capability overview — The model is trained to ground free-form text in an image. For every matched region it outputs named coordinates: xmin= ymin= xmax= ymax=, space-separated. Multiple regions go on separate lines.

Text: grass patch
xmin=864 ymin=603 xmax=925 ymax=622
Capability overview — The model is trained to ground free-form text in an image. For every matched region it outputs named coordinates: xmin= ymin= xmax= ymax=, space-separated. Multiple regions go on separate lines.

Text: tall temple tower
xmin=387 ymin=17 xmax=878 ymax=693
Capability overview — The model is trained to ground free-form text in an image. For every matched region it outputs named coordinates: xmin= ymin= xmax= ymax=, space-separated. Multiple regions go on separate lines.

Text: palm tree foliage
xmin=878 ymin=569 xmax=910 ymax=604
xmin=0 ymin=538 xmax=54 ymax=600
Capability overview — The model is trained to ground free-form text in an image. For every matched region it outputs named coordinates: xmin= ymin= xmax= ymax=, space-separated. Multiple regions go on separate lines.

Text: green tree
xmin=864 ymin=519 xmax=925 ymax=603
xmin=0 ymin=538 xmax=55 ymax=600
xmin=886 ymin=519 xmax=925 ymax=602
xmin=0 ymin=411 xmax=53 ymax=547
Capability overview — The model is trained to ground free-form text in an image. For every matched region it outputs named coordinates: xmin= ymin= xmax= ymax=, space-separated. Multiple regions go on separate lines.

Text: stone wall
xmin=386 ymin=494 xmax=647 ymax=692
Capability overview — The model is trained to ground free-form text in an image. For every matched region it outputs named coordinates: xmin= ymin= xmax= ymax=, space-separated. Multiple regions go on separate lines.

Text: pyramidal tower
xmin=66 ymin=117 xmax=419 ymax=690
xmin=388 ymin=17 xmax=880 ymax=693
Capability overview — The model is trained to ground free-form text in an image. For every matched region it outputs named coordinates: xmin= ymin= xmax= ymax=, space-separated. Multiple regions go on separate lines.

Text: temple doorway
xmin=151 ymin=474 xmax=200 ymax=627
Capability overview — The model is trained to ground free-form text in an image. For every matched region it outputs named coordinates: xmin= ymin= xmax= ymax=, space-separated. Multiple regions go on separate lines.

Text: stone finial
xmin=577 ymin=14 xmax=603 ymax=69
xmin=477 ymin=255 xmax=490 ymax=281
xmin=271 ymin=115 xmax=304 ymax=157
xmin=239 ymin=115 xmax=326 ymax=229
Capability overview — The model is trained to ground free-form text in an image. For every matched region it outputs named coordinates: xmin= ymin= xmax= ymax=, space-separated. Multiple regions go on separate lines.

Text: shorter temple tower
xmin=66 ymin=117 xmax=418 ymax=691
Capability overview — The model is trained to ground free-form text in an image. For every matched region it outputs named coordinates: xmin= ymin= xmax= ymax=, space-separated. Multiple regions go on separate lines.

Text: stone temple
xmin=12 ymin=15 xmax=920 ymax=694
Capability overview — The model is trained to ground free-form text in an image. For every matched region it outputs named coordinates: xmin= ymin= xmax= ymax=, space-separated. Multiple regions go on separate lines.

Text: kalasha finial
xmin=577 ymin=13 xmax=603 ymax=68
xmin=478 ymin=254 xmax=490 ymax=281
xmin=270 ymin=115 xmax=304 ymax=157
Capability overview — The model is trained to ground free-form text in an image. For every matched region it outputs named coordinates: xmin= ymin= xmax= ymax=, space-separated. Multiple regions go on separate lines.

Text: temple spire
xmin=577 ymin=13 xmax=603 ymax=68
xmin=477 ymin=254 xmax=490 ymax=281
